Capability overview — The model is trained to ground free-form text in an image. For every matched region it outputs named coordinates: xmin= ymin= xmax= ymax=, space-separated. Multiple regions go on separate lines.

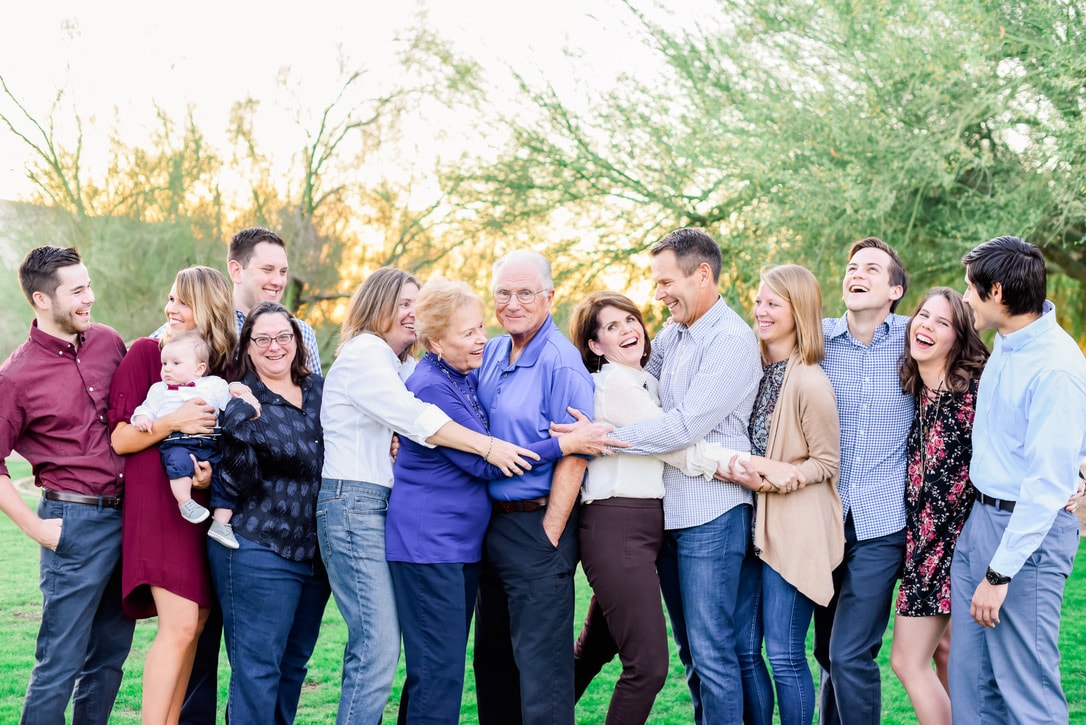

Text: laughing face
xmin=39 ymin=263 xmax=95 ymax=340
xmin=842 ymin=247 xmax=903 ymax=316
xmin=433 ymin=303 xmax=488 ymax=374
xmin=588 ymin=304 xmax=647 ymax=369
xmin=908 ymin=293 xmax=956 ymax=373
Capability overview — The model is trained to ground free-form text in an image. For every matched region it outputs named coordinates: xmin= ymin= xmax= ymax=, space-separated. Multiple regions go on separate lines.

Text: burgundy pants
xmin=574 ymin=497 xmax=669 ymax=725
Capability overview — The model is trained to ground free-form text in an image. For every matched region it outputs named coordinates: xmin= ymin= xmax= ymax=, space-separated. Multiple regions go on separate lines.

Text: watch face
xmin=986 ymin=569 xmax=1011 ymax=585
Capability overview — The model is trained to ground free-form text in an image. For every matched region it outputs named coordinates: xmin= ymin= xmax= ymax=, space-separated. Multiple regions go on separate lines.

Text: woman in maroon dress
xmin=109 ymin=266 xmax=237 ymax=723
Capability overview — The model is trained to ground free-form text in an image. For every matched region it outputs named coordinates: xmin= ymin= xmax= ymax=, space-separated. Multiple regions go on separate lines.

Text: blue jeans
xmin=473 ymin=507 xmax=578 ymax=725
xmin=22 ymin=498 xmax=135 ymax=725
xmin=390 ymin=561 xmax=480 ymax=724
xmin=316 ymin=479 xmax=400 ymax=725
xmin=949 ymin=502 xmax=1079 ymax=724
xmin=737 ymin=559 xmax=816 ymax=725
xmin=208 ymin=534 xmax=329 ymax=724
xmin=813 ymin=516 xmax=904 ymax=725
xmin=657 ymin=505 xmax=751 ymax=725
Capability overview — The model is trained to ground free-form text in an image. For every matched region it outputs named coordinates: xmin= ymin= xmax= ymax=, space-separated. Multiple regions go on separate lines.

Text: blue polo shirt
xmin=477 ymin=315 xmax=595 ymax=501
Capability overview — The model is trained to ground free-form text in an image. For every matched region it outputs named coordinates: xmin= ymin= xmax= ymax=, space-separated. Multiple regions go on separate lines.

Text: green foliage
xmin=445 ymin=0 xmax=1086 ymax=334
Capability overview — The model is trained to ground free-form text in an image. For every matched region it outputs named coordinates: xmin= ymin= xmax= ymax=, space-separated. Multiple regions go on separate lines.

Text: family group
xmin=1 ymin=225 xmax=1083 ymax=725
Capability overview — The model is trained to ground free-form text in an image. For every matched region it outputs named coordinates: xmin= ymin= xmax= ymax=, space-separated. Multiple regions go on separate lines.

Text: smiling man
xmin=0 ymin=246 xmax=135 ymax=724
xmin=599 ymin=228 xmax=762 ymax=724
xmin=473 ymin=249 xmax=595 ymax=725
xmin=816 ymin=237 xmax=914 ymax=725
xmin=949 ymin=236 xmax=1086 ymax=723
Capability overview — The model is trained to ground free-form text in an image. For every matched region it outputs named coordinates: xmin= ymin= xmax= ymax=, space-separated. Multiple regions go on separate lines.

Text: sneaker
xmin=179 ymin=499 xmax=210 ymax=524
xmin=208 ymin=521 xmax=240 ymax=549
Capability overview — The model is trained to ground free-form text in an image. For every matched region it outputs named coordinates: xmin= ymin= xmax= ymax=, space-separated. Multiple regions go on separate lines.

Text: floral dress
xmin=896 ymin=378 xmax=978 ymax=616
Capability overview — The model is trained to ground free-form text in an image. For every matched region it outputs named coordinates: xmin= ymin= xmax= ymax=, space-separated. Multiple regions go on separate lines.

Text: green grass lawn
xmin=2 ymin=456 xmax=1083 ymax=723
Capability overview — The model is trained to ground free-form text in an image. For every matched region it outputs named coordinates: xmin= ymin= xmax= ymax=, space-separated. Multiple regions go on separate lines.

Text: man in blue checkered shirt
xmin=815 ymin=237 xmax=914 ymax=725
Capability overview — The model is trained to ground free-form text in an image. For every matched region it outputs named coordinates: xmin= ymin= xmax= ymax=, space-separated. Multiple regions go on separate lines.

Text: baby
xmin=131 ymin=331 xmax=258 ymax=549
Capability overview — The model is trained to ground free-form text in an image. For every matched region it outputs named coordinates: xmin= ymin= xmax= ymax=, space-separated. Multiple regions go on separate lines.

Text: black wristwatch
xmin=985 ymin=567 xmax=1012 ymax=586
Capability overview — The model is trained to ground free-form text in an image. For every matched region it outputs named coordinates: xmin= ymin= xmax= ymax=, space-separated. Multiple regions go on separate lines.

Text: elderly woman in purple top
xmin=386 ymin=278 xmax=608 ymax=724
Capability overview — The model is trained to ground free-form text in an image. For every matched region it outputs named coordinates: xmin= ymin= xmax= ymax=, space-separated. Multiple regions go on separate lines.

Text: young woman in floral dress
xmin=890 ymin=287 xmax=987 ymax=725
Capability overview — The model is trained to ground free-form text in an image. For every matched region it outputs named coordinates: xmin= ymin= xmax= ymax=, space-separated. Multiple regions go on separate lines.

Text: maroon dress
xmin=109 ymin=337 xmax=213 ymax=618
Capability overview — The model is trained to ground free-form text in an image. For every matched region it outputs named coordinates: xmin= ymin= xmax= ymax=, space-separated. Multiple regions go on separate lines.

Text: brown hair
xmin=338 ymin=267 xmax=421 ymax=362
xmin=237 ymin=302 xmax=312 ymax=386
xmin=759 ymin=265 xmax=825 ymax=365
xmin=569 ymin=291 xmax=652 ymax=372
xmin=848 ymin=237 xmax=909 ymax=313
xmin=898 ymin=287 xmax=988 ymax=395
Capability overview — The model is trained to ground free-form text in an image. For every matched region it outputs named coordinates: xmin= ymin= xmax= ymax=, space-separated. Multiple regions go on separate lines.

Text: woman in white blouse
xmin=317 ymin=267 xmax=541 ymax=725
xmin=567 ymin=291 xmax=746 ymax=724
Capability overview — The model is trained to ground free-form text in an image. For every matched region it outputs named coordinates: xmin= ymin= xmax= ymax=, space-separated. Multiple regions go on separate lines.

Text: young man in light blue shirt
xmin=950 ymin=235 xmax=1086 ymax=724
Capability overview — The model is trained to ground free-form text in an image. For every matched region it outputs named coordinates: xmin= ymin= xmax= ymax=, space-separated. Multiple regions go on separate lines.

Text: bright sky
xmin=0 ymin=0 xmax=681 ymax=202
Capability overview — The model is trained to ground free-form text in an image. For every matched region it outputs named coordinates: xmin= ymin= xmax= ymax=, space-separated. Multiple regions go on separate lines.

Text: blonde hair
xmin=338 ymin=267 xmax=421 ymax=361
xmin=160 ymin=330 xmax=211 ymax=369
xmin=415 ymin=277 xmax=484 ymax=351
xmin=165 ymin=266 xmax=237 ymax=376
xmin=759 ymin=264 xmax=825 ymax=366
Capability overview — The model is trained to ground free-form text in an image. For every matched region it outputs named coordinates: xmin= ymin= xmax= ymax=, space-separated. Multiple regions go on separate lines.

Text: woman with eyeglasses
xmin=206 ymin=301 xmax=330 ymax=723
xmin=316 ymin=268 xmax=546 ymax=724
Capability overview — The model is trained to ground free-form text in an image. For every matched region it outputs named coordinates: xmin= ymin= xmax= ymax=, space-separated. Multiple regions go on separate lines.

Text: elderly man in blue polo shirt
xmin=950 ymin=236 xmax=1086 ymax=724
xmin=473 ymin=249 xmax=595 ymax=725
xmin=816 ymin=237 xmax=914 ymax=725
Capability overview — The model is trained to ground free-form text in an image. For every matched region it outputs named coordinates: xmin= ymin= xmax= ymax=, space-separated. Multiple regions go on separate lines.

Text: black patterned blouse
xmin=896 ymin=377 xmax=978 ymax=616
xmin=220 ymin=371 xmax=324 ymax=562
xmin=748 ymin=359 xmax=788 ymax=457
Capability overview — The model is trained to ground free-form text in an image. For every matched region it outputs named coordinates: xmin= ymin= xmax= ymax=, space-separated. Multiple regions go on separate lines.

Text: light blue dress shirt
xmin=970 ymin=301 xmax=1086 ymax=577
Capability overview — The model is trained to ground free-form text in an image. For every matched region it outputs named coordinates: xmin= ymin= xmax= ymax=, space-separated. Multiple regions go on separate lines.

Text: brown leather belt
xmin=43 ymin=489 xmax=123 ymax=510
xmin=492 ymin=496 xmax=548 ymax=514
xmin=977 ymin=491 xmax=1015 ymax=513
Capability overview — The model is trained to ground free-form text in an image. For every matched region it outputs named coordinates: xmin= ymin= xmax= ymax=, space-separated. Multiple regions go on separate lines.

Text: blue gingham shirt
xmin=152 ymin=310 xmax=322 ymax=375
xmin=821 ymin=313 xmax=913 ymax=540
xmin=614 ymin=298 xmax=762 ymax=530
xmin=971 ymin=302 xmax=1086 ymax=577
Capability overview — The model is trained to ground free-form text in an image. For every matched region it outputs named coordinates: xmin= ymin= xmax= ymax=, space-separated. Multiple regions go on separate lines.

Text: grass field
xmin=2 ymin=457 xmax=1084 ymax=723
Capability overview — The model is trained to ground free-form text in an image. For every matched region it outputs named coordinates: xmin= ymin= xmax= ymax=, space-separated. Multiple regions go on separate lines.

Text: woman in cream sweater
xmin=731 ymin=264 xmax=844 ymax=725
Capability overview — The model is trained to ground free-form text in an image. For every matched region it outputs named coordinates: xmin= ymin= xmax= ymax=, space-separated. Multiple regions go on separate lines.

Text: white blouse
xmin=583 ymin=363 xmax=748 ymax=504
xmin=320 ymin=333 xmax=450 ymax=488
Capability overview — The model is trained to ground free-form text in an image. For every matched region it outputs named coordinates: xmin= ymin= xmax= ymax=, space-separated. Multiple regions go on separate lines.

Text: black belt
xmin=492 ymin=496 xmax=548 ymax=514
xmin=42 ymin=489 xmax=123 ymax=510
xmin=977 ymin=491 xmax=1015 ymax=513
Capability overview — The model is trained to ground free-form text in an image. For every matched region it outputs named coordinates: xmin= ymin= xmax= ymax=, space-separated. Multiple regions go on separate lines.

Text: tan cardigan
xmin=753 ymin=355 xmax=844 ymax=606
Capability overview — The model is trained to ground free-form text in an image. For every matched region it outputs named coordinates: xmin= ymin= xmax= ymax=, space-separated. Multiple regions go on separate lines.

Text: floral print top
xmin=896 ymin=377 xmax=978 ymax=616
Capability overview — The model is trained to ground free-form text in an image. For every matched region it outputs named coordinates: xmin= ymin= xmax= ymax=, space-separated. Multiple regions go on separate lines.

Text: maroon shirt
xmin=0 ymin=321 xmax=127 ymax=496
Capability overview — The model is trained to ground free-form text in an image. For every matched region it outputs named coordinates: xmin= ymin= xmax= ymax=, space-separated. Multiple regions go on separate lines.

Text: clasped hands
xmin=717 ymin=456 xmax=806 ymax=494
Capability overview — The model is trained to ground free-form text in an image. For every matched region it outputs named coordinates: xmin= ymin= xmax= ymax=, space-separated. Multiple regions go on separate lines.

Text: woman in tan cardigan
xmin=730 ymin=264 xmax=844 ymax=725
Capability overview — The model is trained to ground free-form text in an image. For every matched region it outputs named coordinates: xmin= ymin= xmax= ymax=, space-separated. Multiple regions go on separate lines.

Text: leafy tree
xmin=445 ymin=0 xmax=1086 ymax=333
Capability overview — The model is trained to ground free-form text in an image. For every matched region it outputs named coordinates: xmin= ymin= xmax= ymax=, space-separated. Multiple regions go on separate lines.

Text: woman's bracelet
xmin=483 ymin=435 xmax=494 ymax=463
xmin=757 ymin=482 xmax=768 ymax=494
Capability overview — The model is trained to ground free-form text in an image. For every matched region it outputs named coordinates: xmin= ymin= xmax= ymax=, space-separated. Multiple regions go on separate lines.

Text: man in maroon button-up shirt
xmin=0 ymin=246 xmax=134 ymax=724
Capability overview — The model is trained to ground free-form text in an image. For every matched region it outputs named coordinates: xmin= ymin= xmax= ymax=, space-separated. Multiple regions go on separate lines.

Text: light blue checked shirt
xmin=151 ymin=310 xmax=322 ymax=375
xmin=614 ymin=298 xmax=762 ymax=530
xmin=821 ymin=313 xmax=913 ymax=540
xmin=971 ymin=302 xmax=1086 ymax=577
